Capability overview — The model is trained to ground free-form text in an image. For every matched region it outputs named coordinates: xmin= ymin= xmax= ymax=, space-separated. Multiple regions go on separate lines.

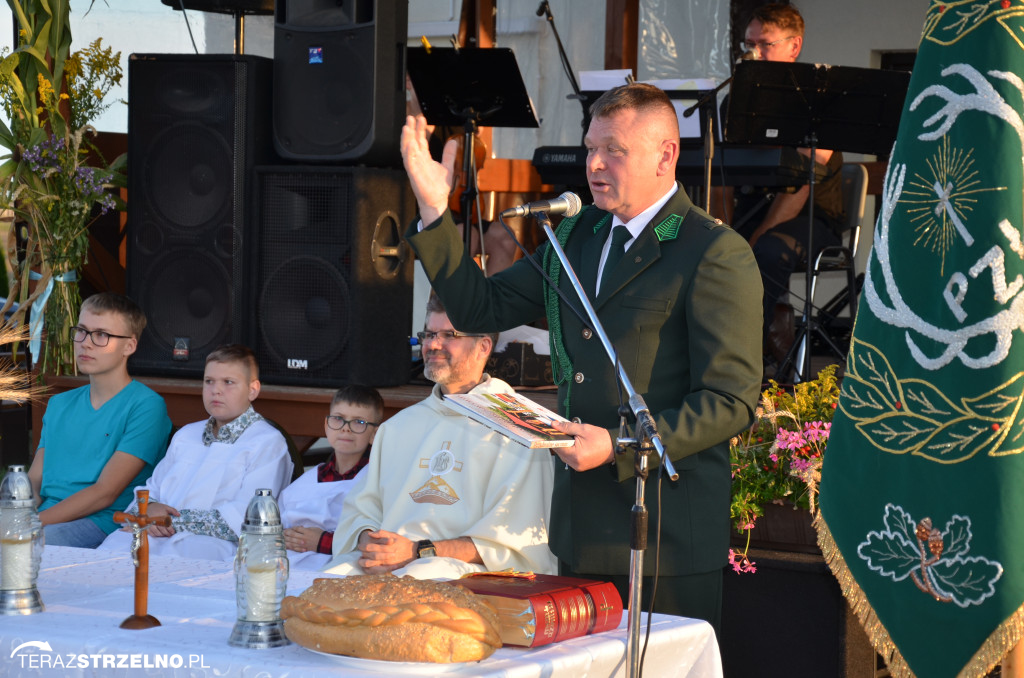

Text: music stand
xmin=407 ymin=47 xmax=539 ymax=263
xmin=725 ymin=60 xmax=907 ymax=380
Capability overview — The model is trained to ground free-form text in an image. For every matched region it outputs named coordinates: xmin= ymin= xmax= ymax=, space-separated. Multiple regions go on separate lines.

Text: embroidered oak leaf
xmin=927 ymin=557 xmax=1003 ymax=609
xmin=942 ymin=515 xmax=972 ymax=559
xmin=857 ymin=504 xmax=920 ymax=580
xmin=884 ymin=503 xmax=918 ymax=541
xmin=857 ymin=531 xmax=919 ymax=581
xmin=858 ymin=504 xmax=1002 ymax=607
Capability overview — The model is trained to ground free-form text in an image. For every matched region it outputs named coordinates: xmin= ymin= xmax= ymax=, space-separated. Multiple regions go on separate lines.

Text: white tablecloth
xmin=0 ymin=547 xmax=722 ymax=677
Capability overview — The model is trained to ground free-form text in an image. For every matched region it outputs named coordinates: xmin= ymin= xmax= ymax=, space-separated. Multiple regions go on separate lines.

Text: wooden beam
xmin=605 ymin=0 xmax=639 ymax=74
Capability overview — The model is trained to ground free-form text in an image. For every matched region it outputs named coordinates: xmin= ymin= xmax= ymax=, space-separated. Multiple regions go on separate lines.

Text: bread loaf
xmin=282 ymin=574 xmax=502 ymax=663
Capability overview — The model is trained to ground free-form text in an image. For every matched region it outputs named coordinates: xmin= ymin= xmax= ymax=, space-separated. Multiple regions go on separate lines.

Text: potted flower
xmin=0 ymin=0 xmax=124 ymax=375
xmin=728 ymin=364 xmax=841 ymax=573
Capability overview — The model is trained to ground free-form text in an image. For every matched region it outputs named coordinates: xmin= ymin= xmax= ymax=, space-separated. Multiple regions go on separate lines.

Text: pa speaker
xmin=251 ymin=166 xmax=414 ymax=387
xmin=126 ymin=54 xmax=274 ymax=377
xmin=272 ymin=0 xmax=407 ymax=164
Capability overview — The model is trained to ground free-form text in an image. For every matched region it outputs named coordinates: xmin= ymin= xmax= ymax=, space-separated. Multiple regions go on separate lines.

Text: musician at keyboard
xmin=718 ymin=4 xmax=844 ymax=365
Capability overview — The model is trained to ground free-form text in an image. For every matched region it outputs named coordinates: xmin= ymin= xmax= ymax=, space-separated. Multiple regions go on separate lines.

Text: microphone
xmin=501 ymin=192 xmax=582 ymax=219
xmin=737 ymin=49 xmax=758 ymax=62
xmin=536 ymin=1 xmax=549 ymax=17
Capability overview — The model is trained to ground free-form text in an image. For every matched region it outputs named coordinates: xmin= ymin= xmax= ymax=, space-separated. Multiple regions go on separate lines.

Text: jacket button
xmin=574 ymin=372 xmax=584 ymax=384
xmin=582 ymin=328 xmax=593 ymax=339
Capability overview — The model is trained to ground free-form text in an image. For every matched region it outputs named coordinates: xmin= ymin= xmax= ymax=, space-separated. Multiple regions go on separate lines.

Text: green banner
xmin=817 ymin=2 xmax=1024 ymax=677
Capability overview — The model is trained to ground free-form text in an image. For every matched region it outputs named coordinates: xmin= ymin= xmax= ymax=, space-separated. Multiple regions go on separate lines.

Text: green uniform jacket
xmin=406 ymin=185 xmax=763 ymax=575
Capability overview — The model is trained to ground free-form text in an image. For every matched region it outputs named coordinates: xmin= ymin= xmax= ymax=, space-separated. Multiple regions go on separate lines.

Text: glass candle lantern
xmin=0 ymin=465 xmax=44 ymax=615
xmin=228 ymin=488 xmax=289 ymax=648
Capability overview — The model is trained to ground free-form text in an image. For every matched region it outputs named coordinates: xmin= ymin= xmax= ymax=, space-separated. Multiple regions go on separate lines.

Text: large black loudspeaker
xmin=273 ymin=0 xmax=407 ymax=164
xmin=126 ymin=54 xmax=274 ymax=377
xmin=251 ymin=166 xmax=414 ymax=387
xmin=720 ymin=549 xmax=876 ymax=677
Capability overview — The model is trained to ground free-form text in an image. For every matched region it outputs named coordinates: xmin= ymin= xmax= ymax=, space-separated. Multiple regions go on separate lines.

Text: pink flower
xmin=803 ymin=421 xmax=831 ymax=444
xmin=775 ymin=428 xmax=807 ymax=450
xmin=728 ymin=548 xmax=757 ymax=574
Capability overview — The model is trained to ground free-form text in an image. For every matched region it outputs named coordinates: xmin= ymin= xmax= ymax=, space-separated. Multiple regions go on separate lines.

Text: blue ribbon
xmin=28 ymin=270 xmax=78 ymax=366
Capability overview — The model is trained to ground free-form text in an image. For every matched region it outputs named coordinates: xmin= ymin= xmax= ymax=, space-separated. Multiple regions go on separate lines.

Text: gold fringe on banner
xmin=814 ymin=513 xmax=1024 ymax=678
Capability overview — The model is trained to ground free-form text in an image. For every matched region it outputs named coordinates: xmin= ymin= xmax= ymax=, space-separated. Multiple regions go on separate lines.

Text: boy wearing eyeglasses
xmin=28 ymin=293 xmax=173 ymax=548
xmin=98 ymin=344 xmax=293 ymax=560
xmin=278 ymin=385 xmax=383 ymax=570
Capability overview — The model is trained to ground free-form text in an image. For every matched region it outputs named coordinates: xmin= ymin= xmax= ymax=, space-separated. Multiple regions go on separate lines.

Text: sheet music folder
xmin=725 ymin=61 xmax=910 ymax=156
xmin=406 ymin=47 xmax=539 ymax=129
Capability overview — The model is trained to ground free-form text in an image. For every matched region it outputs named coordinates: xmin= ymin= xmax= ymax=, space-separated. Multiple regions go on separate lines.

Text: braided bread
xmin=282 ymin=575 xmax=502 ymax=663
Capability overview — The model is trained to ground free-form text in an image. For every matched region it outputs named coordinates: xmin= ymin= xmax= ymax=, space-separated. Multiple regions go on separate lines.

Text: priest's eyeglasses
xmin=325 ymin=416 xmax=379 ymax=433
xmin=71 ymin=326 xmax=132 ymax=347
xmin=416 ymin=330 xmax=486 ymax=343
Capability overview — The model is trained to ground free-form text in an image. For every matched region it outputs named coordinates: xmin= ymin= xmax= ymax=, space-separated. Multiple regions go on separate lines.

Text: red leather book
xmin=451 ymin=572 xmax=623 ymax=647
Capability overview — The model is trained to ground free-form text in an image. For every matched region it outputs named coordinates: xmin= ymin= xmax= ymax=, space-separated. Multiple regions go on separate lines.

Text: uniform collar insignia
xmin=654 ymin=214 xmax=683 ymax=241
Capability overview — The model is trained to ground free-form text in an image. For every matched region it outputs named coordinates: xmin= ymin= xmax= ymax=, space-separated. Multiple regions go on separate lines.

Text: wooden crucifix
xmin=112 ymin=489 xmax=171 ymax=630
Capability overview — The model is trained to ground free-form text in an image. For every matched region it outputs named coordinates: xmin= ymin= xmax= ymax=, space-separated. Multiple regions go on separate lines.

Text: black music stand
xmin=407 ymin=48 xmax=539 ymax=265
xmin=725 ymin=60 xmax=907 ymax=381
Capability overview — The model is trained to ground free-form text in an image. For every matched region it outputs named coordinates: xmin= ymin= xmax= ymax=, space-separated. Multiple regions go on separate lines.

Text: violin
xmin=448 ymin=131 xmax=488 ymax=215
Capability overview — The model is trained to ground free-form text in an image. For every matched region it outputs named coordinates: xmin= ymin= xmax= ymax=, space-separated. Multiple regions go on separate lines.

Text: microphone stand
xmin=537 ymin=0 xmax=590 ymax=136
xmin=536 ymin=211 xmax=678 ymax=678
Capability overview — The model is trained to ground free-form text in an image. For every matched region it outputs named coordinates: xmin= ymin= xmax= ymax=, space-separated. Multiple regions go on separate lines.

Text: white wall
xmin=798 ymin=0 xmax=923 ymax=69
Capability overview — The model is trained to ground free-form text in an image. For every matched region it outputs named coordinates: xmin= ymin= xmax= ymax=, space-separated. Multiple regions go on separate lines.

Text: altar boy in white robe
xmin=99 ymin=344 xmax=293 ymax=560
xmin=279 ymin=385 xmax=382 ymax=570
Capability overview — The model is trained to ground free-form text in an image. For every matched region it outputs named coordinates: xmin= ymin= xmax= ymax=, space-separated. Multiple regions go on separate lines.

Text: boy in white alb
xmin=280 ymin=384 xmax=382 ymax=570
xmin=99 ymin=344 xmax=293 ymax=560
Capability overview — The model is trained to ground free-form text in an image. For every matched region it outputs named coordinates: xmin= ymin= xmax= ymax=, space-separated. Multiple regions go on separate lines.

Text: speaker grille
xmin=252 ymin=166 xmax=414 ymax=387
xmin=127 ymin=54 xmax=273 ymax=376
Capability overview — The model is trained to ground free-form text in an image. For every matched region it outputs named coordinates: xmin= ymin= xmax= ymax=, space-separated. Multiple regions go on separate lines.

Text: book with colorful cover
xmin=443 ymin=391 xmax=575 ymax=449
xmin=451 ymin=572 xmax=623 ymax=647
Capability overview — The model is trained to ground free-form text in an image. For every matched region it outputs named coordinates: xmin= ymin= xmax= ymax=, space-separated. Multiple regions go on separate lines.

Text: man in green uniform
xmin=400 ymin=83 xmax=762 ymax=632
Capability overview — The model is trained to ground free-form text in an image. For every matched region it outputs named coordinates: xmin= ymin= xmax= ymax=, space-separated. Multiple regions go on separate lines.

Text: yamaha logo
xmin=286 ymin=359 xmax=308 ymax=370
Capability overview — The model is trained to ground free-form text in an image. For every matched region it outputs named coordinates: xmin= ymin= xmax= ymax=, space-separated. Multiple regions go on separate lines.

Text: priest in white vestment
xmin=324 ymin=297 xmax=557 ymax=579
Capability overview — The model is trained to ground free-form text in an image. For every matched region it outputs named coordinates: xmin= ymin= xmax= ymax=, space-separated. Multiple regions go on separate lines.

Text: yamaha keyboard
xmin=532 ymin=145 xmax=816 ymax=188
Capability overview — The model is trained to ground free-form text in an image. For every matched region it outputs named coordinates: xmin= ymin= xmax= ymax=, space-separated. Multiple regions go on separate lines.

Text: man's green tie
xmin=600 ymin=225 xmax=632 ymax=292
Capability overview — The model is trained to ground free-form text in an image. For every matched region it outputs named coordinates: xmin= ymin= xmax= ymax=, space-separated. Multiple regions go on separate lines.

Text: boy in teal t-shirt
xmin=29 ymin=293 xmax=171 ymax=548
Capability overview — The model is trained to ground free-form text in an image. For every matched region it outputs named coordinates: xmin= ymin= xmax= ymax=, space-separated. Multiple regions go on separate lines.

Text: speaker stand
xmin=232 ymin=11 xmax=246 ymax=55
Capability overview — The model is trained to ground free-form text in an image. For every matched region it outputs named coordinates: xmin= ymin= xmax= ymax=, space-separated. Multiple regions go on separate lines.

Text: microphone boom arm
xmin=538 ymin=215 xmax=678 ymax=481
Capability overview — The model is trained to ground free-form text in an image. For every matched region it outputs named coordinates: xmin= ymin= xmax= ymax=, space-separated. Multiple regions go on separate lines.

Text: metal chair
xmin=792 ymin=162 xmax=869 ymax=371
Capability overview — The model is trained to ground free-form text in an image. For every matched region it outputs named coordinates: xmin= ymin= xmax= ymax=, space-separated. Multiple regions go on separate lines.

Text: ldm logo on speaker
xmin=287 ymin=359 xmax=308 ymax=370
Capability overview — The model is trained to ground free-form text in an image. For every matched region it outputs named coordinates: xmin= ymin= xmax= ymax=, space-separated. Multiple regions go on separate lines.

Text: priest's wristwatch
xmin=415 ymin=539 xmax=437 ymax=559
